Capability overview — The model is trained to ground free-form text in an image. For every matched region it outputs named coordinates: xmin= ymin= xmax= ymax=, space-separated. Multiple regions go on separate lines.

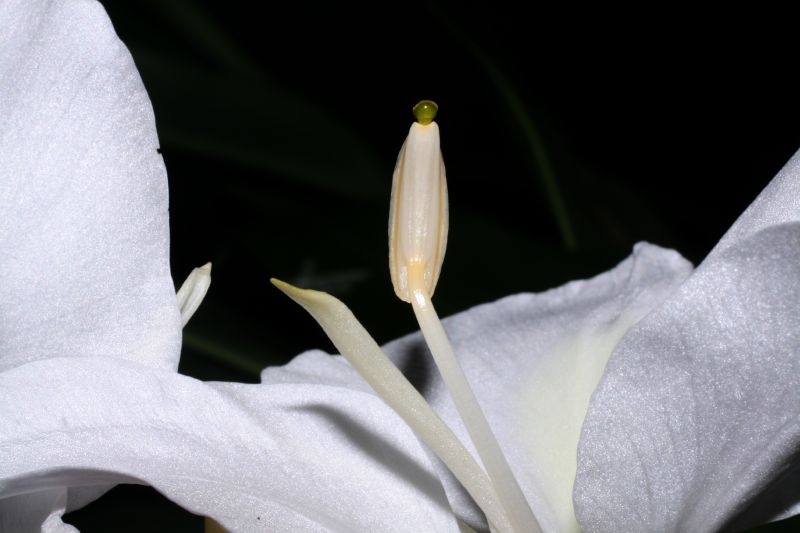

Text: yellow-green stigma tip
xmin=413 ymin=100 xmax=438 ymax=125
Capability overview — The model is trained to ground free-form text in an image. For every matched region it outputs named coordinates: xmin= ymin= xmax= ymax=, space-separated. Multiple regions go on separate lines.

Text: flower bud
xmin=388 ymin=101 xmax=448 ymax=302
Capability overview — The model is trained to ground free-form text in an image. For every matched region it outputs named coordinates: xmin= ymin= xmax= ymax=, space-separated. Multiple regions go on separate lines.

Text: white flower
xmin=1 ymin=1 xmax=799 ymax=532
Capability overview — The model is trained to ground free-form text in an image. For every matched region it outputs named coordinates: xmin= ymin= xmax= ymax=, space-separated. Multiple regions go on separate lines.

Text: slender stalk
xmin=407 ymin=265 xmax=542 ymax=533
xmin=272 ymin=279 xmax=513 ymax=532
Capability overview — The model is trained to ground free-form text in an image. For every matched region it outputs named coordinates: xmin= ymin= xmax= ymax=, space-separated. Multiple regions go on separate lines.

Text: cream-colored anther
xmin=388 ymin=120 xmax=448 ymax=302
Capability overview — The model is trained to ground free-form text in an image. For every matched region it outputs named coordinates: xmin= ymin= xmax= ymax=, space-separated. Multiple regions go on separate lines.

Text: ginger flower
xmin=1 ymin=1 xmax=799 ymax=532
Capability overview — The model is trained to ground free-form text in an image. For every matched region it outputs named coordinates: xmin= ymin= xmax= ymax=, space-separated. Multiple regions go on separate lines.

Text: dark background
xmin=66 ymin=2 xmax=800 ymax=531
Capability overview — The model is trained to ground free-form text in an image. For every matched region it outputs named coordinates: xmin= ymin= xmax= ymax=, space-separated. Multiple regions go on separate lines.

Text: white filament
xmin=407 ymin=265 xmax=543 ymax=533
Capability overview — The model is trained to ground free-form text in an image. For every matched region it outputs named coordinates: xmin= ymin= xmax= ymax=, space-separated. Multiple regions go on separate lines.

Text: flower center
xmin=276 ymin=103 xmax=543 ymax=533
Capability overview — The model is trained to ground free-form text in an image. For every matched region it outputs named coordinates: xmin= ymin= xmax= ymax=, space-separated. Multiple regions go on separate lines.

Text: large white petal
xmin=264 ymin=244 xmax=692 ymax=532
xmin=381 ymin=243 xmax=691 ymax=533
xmin=0 ymin=357 xmax=459 ymax=533
xmin=0 ymin=0 xmax=180 ymax=371
xmin=575 ymin=150 xmax=800 ymax=532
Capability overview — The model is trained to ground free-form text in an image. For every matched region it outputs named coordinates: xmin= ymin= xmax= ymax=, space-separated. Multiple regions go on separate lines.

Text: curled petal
xmin=0 ymin=357 xmax=459 ymax=532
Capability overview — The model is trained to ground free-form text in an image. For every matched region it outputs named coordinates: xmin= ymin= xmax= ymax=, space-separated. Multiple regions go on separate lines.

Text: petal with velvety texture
xmin=0 ymin=0 xmax=180 ymax=372
xmin=575 ymin=151 xmax=800 ymax=532
xmin=263 ymin=244 xmax=693 ymax=532
xmin=0 ymin=357 xmax=459 ymax=533
xmin=381 ymin=243 xmax=692 ymax=533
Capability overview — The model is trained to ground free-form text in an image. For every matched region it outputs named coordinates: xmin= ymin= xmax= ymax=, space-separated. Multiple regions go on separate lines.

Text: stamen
xmin=271 ymin=278 xmax=514 ymax=532
xmin=177 ymin=262 xmax=212 ymax=327
xmin=390 ymin=104 xmax=542 ymax=533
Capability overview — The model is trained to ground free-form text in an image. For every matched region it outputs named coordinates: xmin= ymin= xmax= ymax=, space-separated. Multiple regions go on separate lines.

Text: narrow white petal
xmin=0 ymin=0 xmax=180 ymax=371
xmin=177 ymin=263 xmax=212 ymax=326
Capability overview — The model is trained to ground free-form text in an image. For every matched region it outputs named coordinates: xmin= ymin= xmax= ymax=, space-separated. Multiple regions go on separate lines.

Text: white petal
xmin=177 ymin=263 xmax=212 ymax=326
xmin=0 ymin=0 xmax=180 ymax=371
xmin=575 ymin=224 xmax=800 ymax=532
xmin=575 ymin=148 xmax=800 ymax=533
xmin=0 ymin=357 xmax=459 ymax=533
xmin=0 ymin=489 xmax=76 ymax=533
xmin=377 ymin=243 xmax=692 ymax=532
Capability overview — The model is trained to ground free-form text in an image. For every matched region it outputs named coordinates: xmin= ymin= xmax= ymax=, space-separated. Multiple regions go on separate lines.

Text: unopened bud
xmin=388 ymin=101 xmax=448 ymax=302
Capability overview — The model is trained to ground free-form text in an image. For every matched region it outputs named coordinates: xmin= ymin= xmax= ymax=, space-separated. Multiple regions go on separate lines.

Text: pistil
xmin=272 ymin=278 xmax=513 ymax=532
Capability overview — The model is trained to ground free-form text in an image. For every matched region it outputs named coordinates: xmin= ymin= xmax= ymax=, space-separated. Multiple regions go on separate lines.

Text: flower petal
xmin=374 ymin=243 xmax=692 ymax=532
xmin=0 ymin=357 xmax=459 ymax=532
xmin=575 ymin=148 xmax=800 ymax=533
xmin=0 ymin=489 xmax=76 ymax=533
xmin=575 ymin=223 xmax=800 ymax=532
xmin=0 ymin=0 xmax=180 ymax=371
xmin=177 ymin=263 xmax=212 ymax=326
